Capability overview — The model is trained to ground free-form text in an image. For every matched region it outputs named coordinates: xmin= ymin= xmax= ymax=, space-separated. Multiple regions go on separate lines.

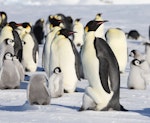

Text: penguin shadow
xmin=0 ymin=101 xmax=38 ymax=112
xmin=20 ymin=81 xmax=29 ymax=89
xmin=130 ymin=108 xmax=150 ymax=117
xmin=51 ymin=104 xmax=80 ymax=111
xmin=36 ymin=66 xmax=45 ymax=72
xmin=75 ymin=87 xmax=85 ymax=93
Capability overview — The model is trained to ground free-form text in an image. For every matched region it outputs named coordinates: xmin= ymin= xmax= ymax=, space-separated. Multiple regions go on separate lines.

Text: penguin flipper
xmin=99 ymin=58 xmax=111 ymax=94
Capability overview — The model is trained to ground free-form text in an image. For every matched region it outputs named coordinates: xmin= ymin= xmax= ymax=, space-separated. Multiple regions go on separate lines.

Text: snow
xmin=0 ymin=3 xmax=150 ymax=123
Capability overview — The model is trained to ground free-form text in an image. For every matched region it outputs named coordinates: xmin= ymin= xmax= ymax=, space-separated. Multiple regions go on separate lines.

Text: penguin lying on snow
xmin=27 ymin=74 xmax=51 ymax=105
xmin=80 ymin=20 xmax=127 ymax=111
xmin=48 ymin=67 xmax=63 ymax=98
xmin=0 ymin=52 xmax=20 ymax=89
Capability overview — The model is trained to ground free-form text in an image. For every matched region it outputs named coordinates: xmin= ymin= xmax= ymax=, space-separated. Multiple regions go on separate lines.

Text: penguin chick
xmin=27 ymin=74 xmax=51 ymax=105
xmin=129 ymin=49 xmax=145 ymax=60
xmin=48 ymin=67 xmax=64 ymax=98
xmin=0 ymin=52 xmax=20 ymax=89
xmin=127 ymin=59 xmax=147 ymax=90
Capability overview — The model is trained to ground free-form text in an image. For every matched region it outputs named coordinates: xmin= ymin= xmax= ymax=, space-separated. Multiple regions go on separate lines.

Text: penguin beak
xmin=16 ymin=23 xmax=23 ymax=27
xmin=69 ymin=31 xmax=76 ymax=35
xmin=97 ymin=20 xmax=108 ymax=25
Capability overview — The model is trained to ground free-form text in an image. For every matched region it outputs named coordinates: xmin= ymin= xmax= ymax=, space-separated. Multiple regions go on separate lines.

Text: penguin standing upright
xmin=105 ymin=28 xmax=127 ymax=73
xmin=27 ymin=74 xmax=51 ymax=105
xmin=80 ymin=20 xmax=126 ymax=111
xmin=94 ymin=13 xmax=106 ymax=39
xmin=42 ymin=17 xmax=63 ymax=76
xmin=17 ymin=22 xmax=39 ymax=72
xmin=33 ymin=18 xmax=45 ymax=44
xmin=48 ymin=67 xmax=63 ymax=98
xmin=0 ymin=52 xmax=20 ymax=89
xmin=127 ymin=59 xmax=147 ymax=90
xmin=0 ymin=11 xmax=7 ymax=32
xmin=73 ymin=18 xmax=84 ymax=52
xmin=50 ymin=29 xmax=82 ymax=93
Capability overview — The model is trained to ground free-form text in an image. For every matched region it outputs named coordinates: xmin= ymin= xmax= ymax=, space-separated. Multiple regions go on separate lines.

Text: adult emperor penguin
xmin=73 ymin=18 xmax=84 ymax=52
xmin=42 ymin=17 xmax=63 ymax=76
xmin=33 ymin=18 xmax=45 ymax=44
xmin=0 ymin=52 xmax=20 ymax=89
xmin=18 ymin=22 xmax=39 ymax=72
xmin=94 ymin=13 xmax=106 ymax=39
xmin=0 ymin=38 xmax=14 ymax=69
xmin=80 ymin=20 xmax=126 ymax=111
xmin=50 ymin=29 xmax=83 ymax=93
xmin=144 ymin=42 xmax=150 ymax=66
xmin=127 ymin=59 xmax=147 ymax=90
xmin=48 ymin=67 xmax=63 ymax=98
xmin=0 ymin=11 xmax=7 ymax=32
xmin=27 ymin=73 xmax=51 ymax=105
xmin=105 ymin=28 xmax=127 ymax=73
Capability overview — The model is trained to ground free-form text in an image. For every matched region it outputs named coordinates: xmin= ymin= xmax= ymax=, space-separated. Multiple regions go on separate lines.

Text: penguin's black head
xmin=132 ymin=59 xmax=144 ymax=66
xmin=4 ymin=38 xmax=15 ymax=45
xmin=35 ymin=18 xmax=44 ymax=26
xmin=49 ymin=17 xmax=63 ymax=27
xmin=21 ymin=22 xmax=32 ymax=29
xmin=84 ymin=20 xmax=108 ymax=32
xmin=75 ymin=18 xmax=81 ymax=22
xmin=4 ymin=52 xmax=13 ymax=60
xmin=0 ymin=11 xmax=7 ymax=20
xmin=96 ymin=13 xmax=102 ymax=17
xmin=8 ymin=21 xmax=18 ymax=29
xmin=58 ymin=29 xmax=75 ymax=38
xmin=53 ymin=67 xmax=61 ymax=74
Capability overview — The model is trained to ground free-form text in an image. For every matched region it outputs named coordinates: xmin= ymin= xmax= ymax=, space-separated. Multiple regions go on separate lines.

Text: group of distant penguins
xmin=0 ymin=11 xmax=150 ymax=111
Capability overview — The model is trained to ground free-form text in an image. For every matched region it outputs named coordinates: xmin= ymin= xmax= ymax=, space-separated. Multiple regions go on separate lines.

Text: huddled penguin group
xmin=0 ymin=10 xmax=149 ymax=112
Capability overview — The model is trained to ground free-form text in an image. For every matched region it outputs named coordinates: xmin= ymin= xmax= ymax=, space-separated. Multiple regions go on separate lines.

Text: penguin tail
xmin=120 ymin=105 xmax=128 ymax=111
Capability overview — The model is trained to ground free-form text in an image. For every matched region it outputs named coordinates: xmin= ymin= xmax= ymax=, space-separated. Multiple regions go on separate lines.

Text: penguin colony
xmin=0 ymin=11 xmax=149 ymax=111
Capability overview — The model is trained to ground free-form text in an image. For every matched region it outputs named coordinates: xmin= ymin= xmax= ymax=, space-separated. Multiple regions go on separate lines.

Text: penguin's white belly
xmin=109 ymin=38 xmax=127 ymax=72
xmin=22 ymin=35 xmax=37 ymax=72
xmin=82 ymin=42 xmax=113 ymax=110
xmin=127 ymin=67 xmax=146 ymax=89
xmin=57 ymin=40 xmax=78 ymax=92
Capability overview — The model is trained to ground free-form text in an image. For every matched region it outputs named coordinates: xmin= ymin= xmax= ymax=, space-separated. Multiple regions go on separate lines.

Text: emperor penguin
xmin=127 ymin=59 xmax=147 ymax=90
xmin=0 ymin=22 xmax=23 ymax=61
xmin=33 ymin=18 xmax=45 ymax=44
xmin=48 ymin=67 xmax=63 ymax=98
xmin=0 ymin=38 xmax=14 ymax=69
xmin=27 ymin=73 xmax=51 ymax=105
xmin=80 ymin=20 xmax=126 ymax=111
xmin=42 ymin=17 xmax=63 ymax=76
xmin=0 ymin=11 xmax=7 ymax=32
xmin=50 ymin=29 xmax=82 ymax=93
xmin=0 ymin=52 xmax=20 ymax=89
xmin=94 ymin=13 xmax=106 ymax=39
xmin=18 ymin=22 xmax=39 ymax=72
xmin=73 ymin=18 xmax=84 ymax=52
xmin=105 ymin=28 xmax=127 ymax=73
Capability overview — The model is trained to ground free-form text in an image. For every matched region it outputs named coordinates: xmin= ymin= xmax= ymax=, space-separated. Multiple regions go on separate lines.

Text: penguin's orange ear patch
xmin=85 ymin=26 xmax=88 ymax=32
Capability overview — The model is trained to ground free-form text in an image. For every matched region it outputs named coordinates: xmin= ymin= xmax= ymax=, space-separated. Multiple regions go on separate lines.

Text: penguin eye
xmin=134 ymin=60 xmax=140 ymax=66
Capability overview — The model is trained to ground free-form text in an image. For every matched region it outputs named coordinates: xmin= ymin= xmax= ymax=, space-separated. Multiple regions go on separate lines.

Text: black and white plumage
xmin=80 ymin=20 xmax=126 ymax=111
xmin=0 ymin=52 xmax=20 ymax=89
xmin=27 ymin=74 xmax=51 ymax=105
xmin=48 ymin=67 xmax=63 ymax=98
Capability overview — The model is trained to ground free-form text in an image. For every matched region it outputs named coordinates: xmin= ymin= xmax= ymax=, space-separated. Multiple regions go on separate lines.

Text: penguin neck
xmin=84 ymin=31 xmax=95 ymax=45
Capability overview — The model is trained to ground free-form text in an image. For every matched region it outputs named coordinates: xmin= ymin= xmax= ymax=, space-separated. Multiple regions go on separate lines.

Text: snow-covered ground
xmin=0 ymin=3 xmax=150 ymax=123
